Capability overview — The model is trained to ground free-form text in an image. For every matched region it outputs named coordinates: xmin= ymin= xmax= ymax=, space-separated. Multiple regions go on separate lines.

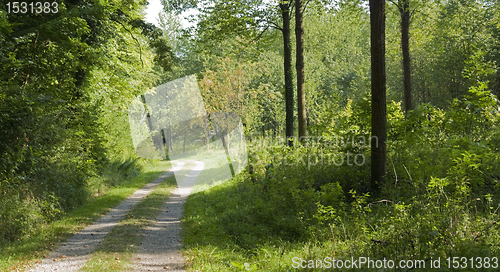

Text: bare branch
xmin=403 ymin=164 xmax=413 ymax=182
xmin=303 ymin=0 xmax=312 ymax=12
xmin=410 ymin=7 xmax=417 ymax=18
xmin=371 ymin=238 xmax=391 ymax=245
xmin=391 ymin=158 xmax=398 ymax=186
xmin=254 ymin=25 xmax=270 ymax=42
xmin=262 ymin=19 xmax=282 ymax=31
xmin=387 ymin=0 xmax=398 ymax=6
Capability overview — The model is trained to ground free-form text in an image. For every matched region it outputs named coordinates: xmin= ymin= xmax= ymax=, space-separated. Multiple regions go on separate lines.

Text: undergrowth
xmin=182 ymin=87 xmax=500 ymax=271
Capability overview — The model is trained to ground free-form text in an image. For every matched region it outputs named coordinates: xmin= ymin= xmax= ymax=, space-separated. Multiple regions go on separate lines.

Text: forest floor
xmin=28 ymin=160 xmax=204 ymax=272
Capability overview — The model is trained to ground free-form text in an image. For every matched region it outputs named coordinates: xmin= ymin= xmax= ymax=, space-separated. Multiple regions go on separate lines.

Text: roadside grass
xmin=0 ymin=159 xmax=170 ymax=271
xmin=80 ymin=174 xmax=177 ymax=271
xmin=181 ymin=175 xmax=308 ymax=272
xmin=181 ymin=147 xmax=500 ymax=272
xmin=181 ymin=176 xmax=295 ymax=272
xmin=182 ymin=240 xmax=348 ymax=272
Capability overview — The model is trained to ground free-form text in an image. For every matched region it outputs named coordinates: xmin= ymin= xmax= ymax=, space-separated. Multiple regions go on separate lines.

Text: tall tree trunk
xmin=221 ymin=130 xmax=235 ymax=177
xmin=161 ymin=129 xmax=167 ymax=158
xmin=370 ymin=0 xmax=387 ymax=192
xmin=183 ymin=133 xmax=186 ymax=153
xmin=280 ymin=1 xmax=294 ymax=147
xmin=400 ymin=0 xmax=412 ymax=113
xmin=295 ymin=0 xmax=307 ymax=143
xmin=167 ymin=125 xmax=172 ymax=152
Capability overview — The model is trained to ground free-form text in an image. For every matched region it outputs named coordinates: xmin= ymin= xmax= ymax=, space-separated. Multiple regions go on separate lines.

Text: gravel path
xmin=133 ymin=160 xmax=204 ymax=272
xmin=29 ymin=162 xmax=185 ymax=272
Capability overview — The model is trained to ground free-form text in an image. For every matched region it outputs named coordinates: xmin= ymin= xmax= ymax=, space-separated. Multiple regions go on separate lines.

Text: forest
xmin=1 ymin=0 xmax=500 ymax=271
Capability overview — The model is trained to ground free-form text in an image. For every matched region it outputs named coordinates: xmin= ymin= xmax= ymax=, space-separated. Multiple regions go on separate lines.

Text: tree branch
xmin=410 ymin=7 xmax=417 ymax=19
xmin=112 ymin=18 xmax=144 ymax=68
xmin=387 ymin=0 xmax=398 ymax=6
xmin=289 ymin=1 xmax=295 ymax=15
xmin=252 ymin=26 xmax=270 ymax=44
xmin=303 ymin=0 xmax=312 ymax=12
xmin=371 ymin=238 xmax=391 ymax=245
xmin=262 ymin=19 xmax=282 ymax=31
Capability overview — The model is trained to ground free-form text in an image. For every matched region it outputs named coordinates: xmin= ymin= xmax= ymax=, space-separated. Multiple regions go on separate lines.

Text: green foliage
xmin=0 ymin=0 xmax=168 ymax=244
xmin=385 ymin=0 xmax=499 ymax=106
xmin=304 ymin=3 xmax=371 ymax=131
xmin=0 ymin=160 xmax=169 ymax=271
xmin=182 ymin=73 xmax=500 ymax=271
xmin=447 ymin=82 xmax=499 ymax=139
xmin=0 ymin=190 xmax=46 ymax=243
xmin=1 ymin=0 xmax=500 ymax=268
xmin=183 ymin=119 xmax=500 ymax=271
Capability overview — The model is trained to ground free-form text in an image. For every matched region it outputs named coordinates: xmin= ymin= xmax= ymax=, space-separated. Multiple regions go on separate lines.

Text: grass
xmin=180 ymin=142 xmax=500 ymax=272
xmin=181 ymin=175 xmax=306 ymax=272
xmin=80 ymin=174 xmax=177 ymax=271
xmin=0 ymin=159 xmax=171 ymax=271
xmin=181 ymin=174 xmax=292 ymax=272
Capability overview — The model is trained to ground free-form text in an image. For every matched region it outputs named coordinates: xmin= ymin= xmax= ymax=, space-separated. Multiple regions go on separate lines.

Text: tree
xmin=369 ymin=0 xmax=387 ymax=191
xmin=295 ymin=0 xmax=307 ymax=143
xmin=301 ymin=2 xmax=371 ymax=136
xmin=176 ymin=0 xmax=295 ymax=146
xmin=400 ymin=0 xmax=412 ymax=113
xmin=389 ymin=0 xmax=413 ymax=113
xmin=281 ymin=0 xmax=295 ymax=147
xmin=412 ymin=0 xmax=495 ymax=106
xmin=0 ymin=0 xmax=167 ymax=242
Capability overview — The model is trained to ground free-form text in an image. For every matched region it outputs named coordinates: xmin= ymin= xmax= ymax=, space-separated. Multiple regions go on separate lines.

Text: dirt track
xmin=29 ymin=160 xmax=203 ymax=272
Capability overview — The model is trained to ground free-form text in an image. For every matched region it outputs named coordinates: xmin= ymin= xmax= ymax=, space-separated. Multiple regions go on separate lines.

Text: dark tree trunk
xmin=400 ymin=0 xmax=412 ymax=113
xmin=167 ymin=125 xmax=172 ymax=152
xmin=221 ymin=130 xmax=235 ymax=177
xmin=295 ymin=0 xmax=307 ymax=143
xmin=140 ymin=95 xmax=153 ymax=132
xmin=161 ymin=129 xmax=167 ymax=155
xmin=183 ymin=133 xmax=186 ymax=153
xmin=369 ymin=0 xmax=387 ymax=192
xmin=280 ymin=1 xmax=294 ymax=147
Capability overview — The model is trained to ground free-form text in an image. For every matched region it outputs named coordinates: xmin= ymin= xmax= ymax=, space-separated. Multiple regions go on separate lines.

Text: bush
xmin=0 ymin=189 xmax=45 ymax=244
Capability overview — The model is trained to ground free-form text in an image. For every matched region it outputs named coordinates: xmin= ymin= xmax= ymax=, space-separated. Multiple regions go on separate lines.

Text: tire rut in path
xmin=29 ymin=162 xmax=183 ymax=272
xmin=133 ymin=160 xmax=204 ymax=272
